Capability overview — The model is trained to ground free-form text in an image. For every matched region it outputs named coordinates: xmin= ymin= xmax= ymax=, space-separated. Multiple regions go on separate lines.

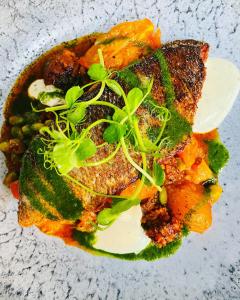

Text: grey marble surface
xmin=0 ymin=0 xmax=240 ymax=299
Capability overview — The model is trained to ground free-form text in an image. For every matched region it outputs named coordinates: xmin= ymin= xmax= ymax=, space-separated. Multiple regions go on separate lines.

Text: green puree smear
xmin=118 ymin=49 xmax=192 ymax=148
xmin=73 ymin=229 xmax=189 ymax=261
xmin=207 ymin=140 xmax=229 ymax=174
xmin=20 ymin=138 xmax=83 ymax=220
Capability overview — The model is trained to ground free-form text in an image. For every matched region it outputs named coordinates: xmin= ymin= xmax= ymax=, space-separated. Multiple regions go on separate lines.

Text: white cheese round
xmin=193 ymin=58 xmax=240 ymax=133
xmin=94 ymin=205 xmax=150 ymax=254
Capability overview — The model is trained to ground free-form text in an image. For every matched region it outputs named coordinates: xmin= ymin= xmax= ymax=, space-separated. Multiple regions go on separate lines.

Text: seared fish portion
xmin=19 ymin=40 xmax=209 ymax=247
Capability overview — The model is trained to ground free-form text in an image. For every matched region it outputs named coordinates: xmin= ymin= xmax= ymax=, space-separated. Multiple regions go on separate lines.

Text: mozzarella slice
xmin=94 ymin=205 xmax=151 ymax=254
xmin=193 ymin=58 xmax=240 ymax=133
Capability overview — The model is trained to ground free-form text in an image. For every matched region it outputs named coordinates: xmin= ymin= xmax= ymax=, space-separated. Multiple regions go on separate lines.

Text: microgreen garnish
xmin=153 ymin=162 xmax=165 ymax=186
xmin=36 ymin=49 xmax=172 ymax=228
xmin=65 ymin=86 xmax=84 ymax=108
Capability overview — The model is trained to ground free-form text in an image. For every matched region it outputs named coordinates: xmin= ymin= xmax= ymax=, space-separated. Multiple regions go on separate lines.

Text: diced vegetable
xmin=186 ymin=159 xmax=213 ymax=184
xmin=9 ymin=180 xmax=20 ymax=199
xmin=208 ymin=184 xmax=222 ymax=204
xmin=79 ymin=19 xmax=161 ymax=70
xmin=167 ymin=181 xmax=212 ymax=233
xmin=178 ymin=136 xmax=206 ymax=169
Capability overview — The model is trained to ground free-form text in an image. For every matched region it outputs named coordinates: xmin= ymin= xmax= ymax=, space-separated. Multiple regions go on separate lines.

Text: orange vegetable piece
xmin=186 ymin=158 xmax=213 ymax=184
xmin=79 ymin=19 xmax=161 ymax=70
xmin=194 ymin=129 xmax=219 ymax=142
xmin=167 ymin=181 xmax=212 ymax=233
xmin=178 ymin=136 xmax=206 ymax=169
xmin=187 ymin=203 xmax=212 ymax=233
xmin=209 ymin=184 xmax=222 ymax=204
xmin=10 ymin=180 xmax=20 ymax=200
xmin=120 ymin=179 xmax=157 ymax=200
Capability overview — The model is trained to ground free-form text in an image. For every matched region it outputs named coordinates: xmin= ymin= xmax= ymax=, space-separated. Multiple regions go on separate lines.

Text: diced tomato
xmin=10 ymin=180 xmax=20 ymax=200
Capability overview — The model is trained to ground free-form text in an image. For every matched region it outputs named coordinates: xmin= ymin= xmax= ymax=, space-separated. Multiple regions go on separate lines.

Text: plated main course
xmin=1 ymin=19 xmax=239 ymax=260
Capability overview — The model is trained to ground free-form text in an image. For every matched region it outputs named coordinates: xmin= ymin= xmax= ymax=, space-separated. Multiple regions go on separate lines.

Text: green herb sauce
xmin=206 ymin=140 xmax=229 ymax=174
xmin=163 ymin=107 xmax=192 ymax=148
xmin=73 ymin=230 xmax=182 ymax=261
xmin=117 ymin=68 xmax=140 ymax=88
xmin=154 ymin=49 xmax=176 ymax=107
xmin=117 ymin=50 xmax=192 ymax=149
xmin=19 ymin=138 xmax=83 ymax=220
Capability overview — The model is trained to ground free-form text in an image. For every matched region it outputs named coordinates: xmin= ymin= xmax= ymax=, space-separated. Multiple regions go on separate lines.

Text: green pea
xmin=11 ymin=126 xmax=23 ymax=139
xmin=0 ymin=141 xmax=10 ymax=152
xmin=9 ymin=116 xmax=24 ymax=125
xmin=31 ymin=123 xmax=44 ymax=131
xmin=3 ymin=171 xmax=18 ymax=186
xmin=22 ymin=125 xmax=32 ymax=136
xmin=24 ymin=112 xmax=39 ymax=124
xmin=44 ymin=120 xmax=53 ymax=127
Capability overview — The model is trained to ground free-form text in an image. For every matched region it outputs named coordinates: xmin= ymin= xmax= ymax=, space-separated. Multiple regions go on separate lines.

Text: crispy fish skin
xmin=19 ymin=40 xmax=209 ymax=247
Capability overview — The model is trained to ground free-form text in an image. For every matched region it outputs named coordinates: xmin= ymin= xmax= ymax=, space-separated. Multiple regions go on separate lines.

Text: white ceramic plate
xmin=0 ymin=1 xmax=240 ymax=299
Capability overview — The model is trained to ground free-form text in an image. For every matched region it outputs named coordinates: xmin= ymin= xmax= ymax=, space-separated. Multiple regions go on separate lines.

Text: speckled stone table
xmin=0 ymin=0 xmax=240 ymax=299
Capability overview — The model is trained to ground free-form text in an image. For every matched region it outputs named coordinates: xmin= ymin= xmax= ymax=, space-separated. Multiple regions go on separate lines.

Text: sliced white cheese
xmin=193 ymin=58 xmax=240 ymax=133
xmin=94 ymin=205 xmax=150 ymax=254
xmin=28 ymin=79 xmax=65 ymax=107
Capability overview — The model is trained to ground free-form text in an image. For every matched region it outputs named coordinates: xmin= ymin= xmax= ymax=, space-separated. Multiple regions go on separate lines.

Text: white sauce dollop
xmin=193 ymin=58 xmax=240 ymax=133
xmin=94 ymin=205 xmax=150 ymax=254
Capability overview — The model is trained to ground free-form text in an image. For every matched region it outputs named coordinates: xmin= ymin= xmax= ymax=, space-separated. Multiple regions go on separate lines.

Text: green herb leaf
xmin=40 ymin=126 xmax=66 ymax=142
xmin=75 ymin=138 xmax=97 ymax=163
xmin=65 ymin=86 xmax=83 ymax=108
xmin=127 ymin=88 xmax=143 ymax=113
xmin=142 ymin=137 xmax=158 ymax=152
xmin=67 ymin=103 xmax=86 ymax=125
xmin=103 ymin=123 xmax=127 ymax=144
xmin=97 ymin=208 xmax=118 ymax=226
xmin=97 ymin=198 xmax=140 ymax=226
xmin=105 ymin=79 xmax=122 ymax=96
xmin=207 ymin=140 xmax=229 ymax=174
xmin=112 ymin=108 xmax=127 ymax=123
xmin=153 ymin=162 xmax=165 ymax=186
xmin=52 ymin=143 xmax=75 ymax=175
xmin=87 ymin=63 xmax=108 ymax=81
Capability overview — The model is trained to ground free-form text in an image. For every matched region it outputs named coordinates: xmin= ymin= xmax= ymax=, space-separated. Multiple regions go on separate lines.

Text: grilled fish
xmin=19 ymin=39 xmax=209 ymax=247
